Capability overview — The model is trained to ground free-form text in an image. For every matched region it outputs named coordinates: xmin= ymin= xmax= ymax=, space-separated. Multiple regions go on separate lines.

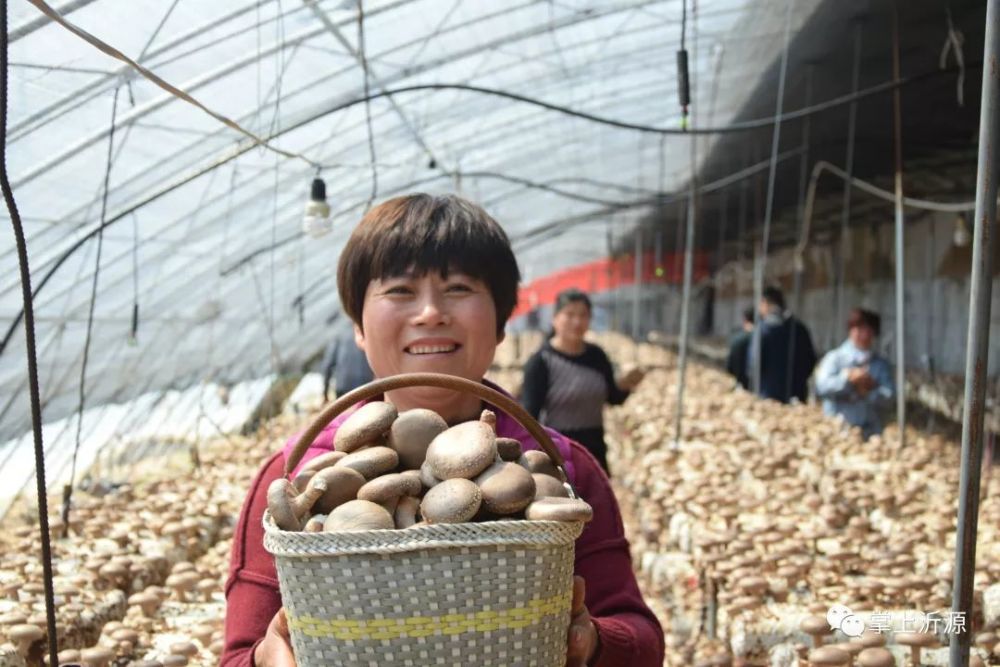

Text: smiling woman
xmin=221 ymin=194 xmax=665 ymax=667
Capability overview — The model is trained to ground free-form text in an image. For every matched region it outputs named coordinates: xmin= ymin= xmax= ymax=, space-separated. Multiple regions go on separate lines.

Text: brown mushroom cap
xmin=170 ymin=641 xmax=199 ymax=658
xmin=388 ymin=408 xmax=448 ymax=470
xmin=895 ymin=631 xmax=937 ymax=648
xmin=309 ymin=466 xmax=367 ymax=514
xmin=128 ymin=591 xmax=160 ymax=617
xmin=80 ymin=646 xmax=116 ymax=667
xmin=8 ymin=624 xmax=43 ymax=655
xmin=190 ymin=624 xmax=214 ymax=644
xmin=533 ymin=473 xmax=569 ymax=500
xmin=335 ymin=446 xmax=400 ymax=480
xmin=800 ymin=615 xmax=832 ymax=641
xmin=858 ymin=630 xmax=887 ymax=648
xmin=294 ymin=451 xmax=347 ymax=490
xmin=323 ymin=500 xmax=395 ymax=532
xmin=357 ymin=473 xmax=422 ymax=511
xmin=856 ymin=647 xmax=895 ymax=667
xmin=334 ymin=402 xmax=397 ymax=452
xmin=808 ymin=646 xmax=851 ymax=665
xmin=425 ymin=421 xmax=497 ymax=480
xmin=520 ymin=450 xmax=565 ymax=480
xmin=110 ymin=628 xmax=140 ymax=645
xmin=475 ymin=462 xmax=536 ymax=515
xmin=524 ymin=497 xmax=593 ymax=522
xmin=301 ymin=450 xmax=347 ymax=474
xmin=420 ymin=479 xmax=482 ymax=523
xmin=398 ymin=469 xmax=423 ymax=488
xmin=496 ymin=437 xmax=523 ymax=462
xmin=57 ymin=649 xmax=81 ymax=664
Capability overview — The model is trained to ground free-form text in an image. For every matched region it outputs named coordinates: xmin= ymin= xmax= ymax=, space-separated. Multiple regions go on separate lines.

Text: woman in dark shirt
xmin=521 ymin=288 xmax=644 ymax=474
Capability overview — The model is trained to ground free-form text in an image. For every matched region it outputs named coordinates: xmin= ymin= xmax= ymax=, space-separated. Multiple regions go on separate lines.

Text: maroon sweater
xmin=222 ymin=394 xmax=664 ymax=666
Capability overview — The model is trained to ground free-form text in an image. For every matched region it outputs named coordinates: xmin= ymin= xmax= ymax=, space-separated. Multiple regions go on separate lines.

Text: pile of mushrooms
xmin=268 ymin=406 xmax=593 ymax=533
xmin=501 ymin=332 xmax=1000 ymax=666
xmin=0 ymin=417 xmax=290 ymax=665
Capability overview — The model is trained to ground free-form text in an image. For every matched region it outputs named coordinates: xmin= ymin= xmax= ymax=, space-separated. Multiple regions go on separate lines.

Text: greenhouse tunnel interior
xmin=2 ymin=0 xmax=1000 ymax=664
xmin=0 ymin=0 xmax=998 ymax=508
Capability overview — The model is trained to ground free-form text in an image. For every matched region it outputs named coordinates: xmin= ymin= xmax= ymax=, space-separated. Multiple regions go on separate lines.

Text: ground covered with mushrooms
xmin=2 ymin=333 xmax=999 ymax=666
xmin=593 ymin=335 xmax=1000 ymax=667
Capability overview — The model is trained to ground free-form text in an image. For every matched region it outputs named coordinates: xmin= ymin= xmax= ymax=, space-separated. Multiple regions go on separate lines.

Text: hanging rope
xmin=939 ymin=3 xmax=966 ymax=106
xmin=64 ymin=85 xmax=121 ymax=536
xmin=0 ymin=2 xmax=60 ymax=665
xmin=129 ymin=212 xmax=139 ymax=345
xmin=834 ymin=23 xmax=864 ymax=349
xmin=674 ymin=0 xmax=697 ymax=445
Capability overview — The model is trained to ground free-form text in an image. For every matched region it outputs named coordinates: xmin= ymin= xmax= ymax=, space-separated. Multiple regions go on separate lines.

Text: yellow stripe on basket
xmin=287 ymin=591 xmax=571 ymax=641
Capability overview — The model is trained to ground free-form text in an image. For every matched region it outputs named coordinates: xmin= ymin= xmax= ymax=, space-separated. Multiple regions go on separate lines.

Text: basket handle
xmin=284 ymin=372 xmax=572 ymax=485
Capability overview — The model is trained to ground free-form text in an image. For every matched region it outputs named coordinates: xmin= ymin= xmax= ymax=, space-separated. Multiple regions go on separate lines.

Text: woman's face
xmin=552 ymin=300 xmax=591 ymax=343
xmin=354 ymin=269 xmax=500 ymax=417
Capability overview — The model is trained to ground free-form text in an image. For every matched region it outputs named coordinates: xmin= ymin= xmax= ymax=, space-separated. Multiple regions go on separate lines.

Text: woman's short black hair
xmin=554 ymin=288 xmax=592 ymax=314
xmin=337 ymin=194 xmax=520 ymax=337
xmin=847 ymin=308 xmax=881 ymax=336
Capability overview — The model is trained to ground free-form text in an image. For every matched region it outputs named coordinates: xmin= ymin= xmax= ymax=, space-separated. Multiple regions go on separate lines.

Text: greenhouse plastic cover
xmin=0 ymin=0 xmax=821 ymax=505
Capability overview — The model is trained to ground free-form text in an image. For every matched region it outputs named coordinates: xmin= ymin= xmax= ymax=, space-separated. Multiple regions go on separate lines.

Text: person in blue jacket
xmin=814 ymin=308 xmax=895 ymax=438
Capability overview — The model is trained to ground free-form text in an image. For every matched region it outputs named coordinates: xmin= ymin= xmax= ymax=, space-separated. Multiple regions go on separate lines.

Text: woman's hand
xmin=254 ymin=608 xmax=296 ymax=667
xmin=618 ymin=366 xmax=646 ymax=392
xmin=566 ymin=576 xmax=600 ymax=666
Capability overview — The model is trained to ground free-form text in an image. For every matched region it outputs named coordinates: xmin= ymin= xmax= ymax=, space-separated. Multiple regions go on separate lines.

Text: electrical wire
xmin=64 ymin=85 xmax=120 ymax=535
xmin=0 ymin=1 xmax=60 ymax=665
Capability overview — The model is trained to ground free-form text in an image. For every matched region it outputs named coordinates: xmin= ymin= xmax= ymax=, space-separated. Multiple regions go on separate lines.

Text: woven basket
xmin=264 ymin=373 xmax=584 ymax=667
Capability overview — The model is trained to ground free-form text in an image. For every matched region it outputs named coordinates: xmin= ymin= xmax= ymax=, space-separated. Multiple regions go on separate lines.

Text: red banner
xmin=512 ymin=251 xmax=709 ymax=318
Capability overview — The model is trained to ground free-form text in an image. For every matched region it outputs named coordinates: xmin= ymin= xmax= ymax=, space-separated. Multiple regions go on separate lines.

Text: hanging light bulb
xmin=953 ymin=213 xmax=971 ymax=247
xmin=302 ymin=177 xmax=332 ymax=238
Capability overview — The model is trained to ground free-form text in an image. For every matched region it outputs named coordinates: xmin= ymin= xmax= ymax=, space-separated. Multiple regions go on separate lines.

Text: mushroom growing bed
xmin=0 ymin=415 xmax=302 ymax=666
xmin=589 ymin=334 xmax=1000 ymax=666
xmin=3 ymin=333 xmax=999 ymax=667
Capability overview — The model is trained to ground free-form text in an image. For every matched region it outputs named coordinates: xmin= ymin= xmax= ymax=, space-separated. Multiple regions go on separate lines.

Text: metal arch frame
xmin=0 ymin=68 xmax=699 ymax=323
xmin=11 ymin=0 xmax=665 ymax=189
xmin=305 ymin=0 xmax=444 ymax=171
xmin=0 ymin=0 xmax=792 ymax=282
xmin=0 ymin=0 xmax=675 ymax=276
xmin=8 ymin=0 xmax=411 ymax=140
xmin=2 ymin=149 xmax=804 ymax=439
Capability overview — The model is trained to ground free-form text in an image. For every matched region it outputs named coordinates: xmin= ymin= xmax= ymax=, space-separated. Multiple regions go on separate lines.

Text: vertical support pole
xmin=655 ymin=229 xmax=664 ymax=331
xmin=925 ymin=215 xmax=938 ymax=432
xmin=717 ymin=189 xmax=727 ymax=333
xmin=950 ymin=1 xmax=1000 ymax=664
xmin=606 ymin=224 xmax=615 ymax=331
xmin=792 ymin=65 xmax=814 ymax=318
xmin=890 ymin=4 xmax=907 ymax=449
xmin=674 ymin=181 xmax=695 ymax=445
xmin=752 ymin=0 xmax=794 ymax=396
xmin=633 ymin=229 xmax=643 ymax=341
xmin=836 ymin=22 xmax=863 ymax=348
xmin=736 ymin=176 xmax=748 ymax=327
xmin=788 ymin=66 xmax=813 ymax=400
